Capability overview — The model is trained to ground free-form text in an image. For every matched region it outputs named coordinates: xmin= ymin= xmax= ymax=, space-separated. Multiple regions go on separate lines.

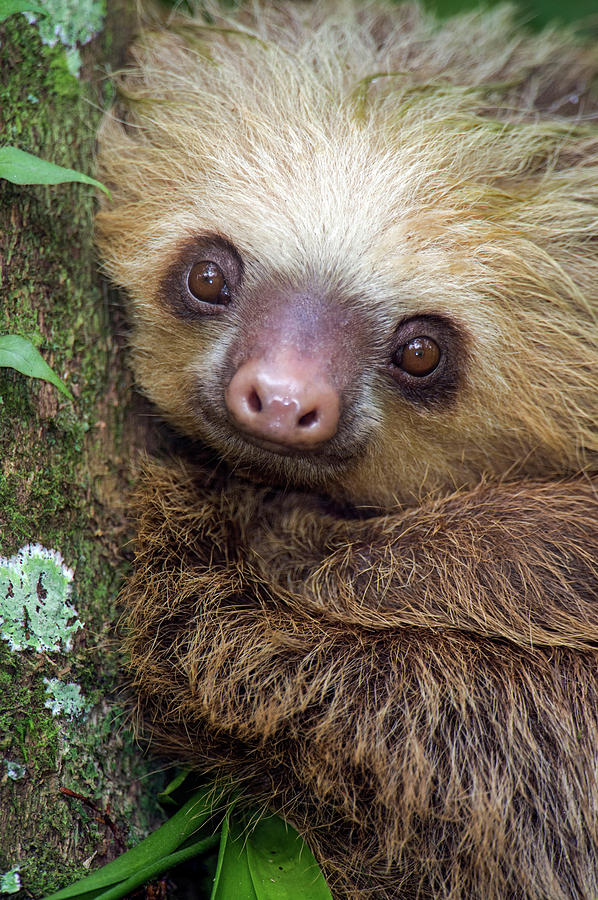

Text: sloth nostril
xmin=298 ymin=409 xmax=318 ymax=428
xmin=225 ymin=357 xmax=340 ymax=447
xmin=247 ymin=389 xmax=262 ymax=414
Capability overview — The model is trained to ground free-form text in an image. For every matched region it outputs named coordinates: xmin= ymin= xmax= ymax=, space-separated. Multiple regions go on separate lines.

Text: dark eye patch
xmin=158 ymin=233 xmax=243 ymax=320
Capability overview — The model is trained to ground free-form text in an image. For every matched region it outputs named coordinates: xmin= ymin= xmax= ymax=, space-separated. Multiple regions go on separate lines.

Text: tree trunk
xmin=0 ymin=5 xmax=159 ymax=896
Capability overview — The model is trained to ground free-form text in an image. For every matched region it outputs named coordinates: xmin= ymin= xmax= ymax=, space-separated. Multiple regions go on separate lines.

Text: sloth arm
xmin=128 ymin=464 xmax=598 ymax=653
xmin=124 ymin=465 xmax=598 ymax=765
xmin=247 ymin=476 xmax=598 ymax=651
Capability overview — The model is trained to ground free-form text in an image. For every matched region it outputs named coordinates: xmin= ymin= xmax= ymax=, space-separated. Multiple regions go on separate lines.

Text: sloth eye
xmin=395 ymin=337 xmax=440 ymax=376
xmin=187 ymin=261 xmax=230 ymax=305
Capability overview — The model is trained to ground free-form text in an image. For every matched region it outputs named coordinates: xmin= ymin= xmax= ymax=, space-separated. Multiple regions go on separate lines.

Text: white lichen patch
xmin=0 ymin=866 xmax=21 ymax=894
xmin=26 ymin=0 xmax=105 ymax=50
xmin=0 ymin=544 xmax=82 ymax=653
xmin=43 ymin=677 xmax=87 ymax=719
xmin=3 ymin=759 xmax=26 ymax=780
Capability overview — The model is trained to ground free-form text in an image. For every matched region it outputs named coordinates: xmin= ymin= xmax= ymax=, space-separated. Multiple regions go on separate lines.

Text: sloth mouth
xmin=227 ymin=427 xmax=356 ymax=468
xmin=189 ymin=387 xmax=370 ymax=478
xmin=227 ymin=423 xmax=332 ymax=457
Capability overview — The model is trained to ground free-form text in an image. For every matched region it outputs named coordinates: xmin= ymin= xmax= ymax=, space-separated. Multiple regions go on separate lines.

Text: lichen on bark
xmin=0 ymin=5 xmax=160 ymax=896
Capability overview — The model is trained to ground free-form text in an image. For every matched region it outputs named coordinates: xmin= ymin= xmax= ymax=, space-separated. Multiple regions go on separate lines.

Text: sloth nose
xmin=225 ymin=354 xmax=340 ymax=448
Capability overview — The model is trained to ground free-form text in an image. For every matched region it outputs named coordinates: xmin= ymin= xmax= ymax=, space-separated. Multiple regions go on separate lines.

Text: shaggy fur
xmin=95 ymin=2 xmax=598 ymax=897
xmin=124 ymin=459 xmax=598 ymax=899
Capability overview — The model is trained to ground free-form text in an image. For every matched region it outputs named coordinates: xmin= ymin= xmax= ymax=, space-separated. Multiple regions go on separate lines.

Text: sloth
xmin=95 ymin=2 xmax=598 ymax=897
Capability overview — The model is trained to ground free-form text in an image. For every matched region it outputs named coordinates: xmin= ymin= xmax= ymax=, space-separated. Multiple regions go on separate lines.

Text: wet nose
xmin=224 ymin=354 xmax=340 ymax=449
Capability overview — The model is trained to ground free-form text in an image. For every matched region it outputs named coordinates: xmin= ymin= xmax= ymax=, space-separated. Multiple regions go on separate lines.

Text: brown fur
xmin=95 ymin=1 xmax=598 ymax=897
xmin=124 ymin=460 xmax=598 ymax=898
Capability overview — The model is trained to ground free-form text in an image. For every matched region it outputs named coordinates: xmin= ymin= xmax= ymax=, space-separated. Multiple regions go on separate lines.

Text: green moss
xmin=48 ymin=51 xmax=81 ymax=97
xmin=0 ymin=642 xmax=59 ymax=772
xmin=0 ymin=11 xmax=160 ymax=895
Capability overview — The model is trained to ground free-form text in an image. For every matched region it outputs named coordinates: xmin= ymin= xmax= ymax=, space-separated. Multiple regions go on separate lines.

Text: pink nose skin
xmin=225 ymin=353 xmax=340 ymax=450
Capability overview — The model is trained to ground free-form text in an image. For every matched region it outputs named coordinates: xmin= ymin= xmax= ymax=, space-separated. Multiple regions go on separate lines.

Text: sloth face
xmin=142 ymin=227 xmax=481 ymax=503
xmin=95 ymin=5 xmax=598 ymax=507
xmin=102 ymin=174 xmax=597 ymax=508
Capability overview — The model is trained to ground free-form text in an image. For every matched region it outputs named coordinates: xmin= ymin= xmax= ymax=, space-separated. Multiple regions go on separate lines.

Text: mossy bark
xmin=0 ymin=7 xmax=161 ymax=896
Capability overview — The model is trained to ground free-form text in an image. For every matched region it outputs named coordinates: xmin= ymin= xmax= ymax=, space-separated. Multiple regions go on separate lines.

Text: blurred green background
xmin=429 ymin=0 xmax=598 ymax=27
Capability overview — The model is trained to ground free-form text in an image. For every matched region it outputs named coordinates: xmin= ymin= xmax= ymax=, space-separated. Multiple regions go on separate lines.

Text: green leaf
xmin=42 ymin=788 xmax=221 ymax=900
xmin=157 ymin=768 xmax=192 ymax=807
xmin=88 ymin=836 xmax=220 ymax=900
xmin=0 ymin=335 xmax=73 ymax=401
xmin=0 ymin=1 xmax=44 ymax=21
xmin=211 ymin=815 xmax=257 ymax=900
xmin=246 ymin=817 xmax=332 ymax=900
xmin=0 ymin=147 xmax=110 ymax=196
